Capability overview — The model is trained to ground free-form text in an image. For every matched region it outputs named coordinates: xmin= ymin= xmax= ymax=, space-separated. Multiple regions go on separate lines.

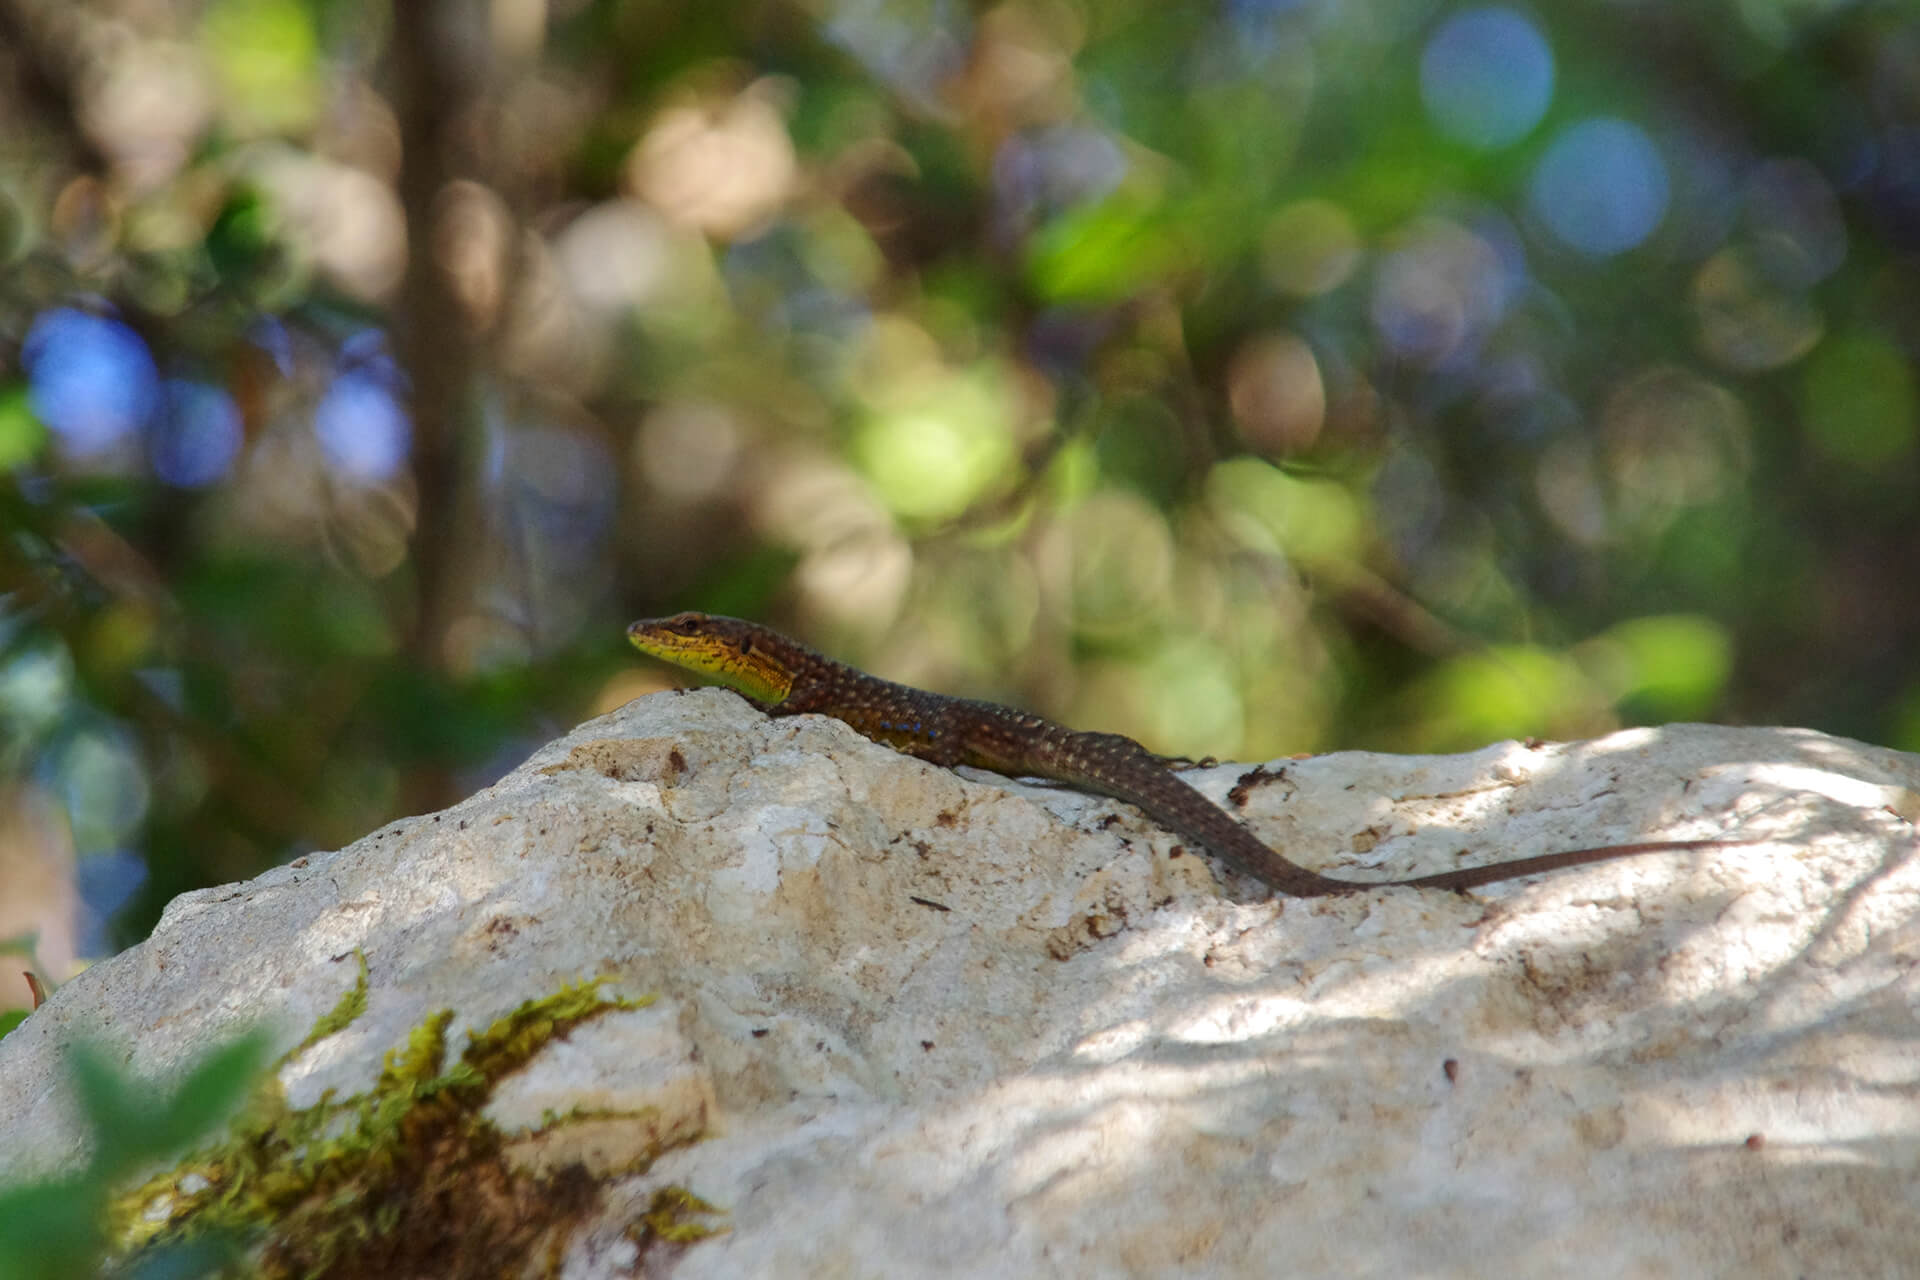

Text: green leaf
xmin=70 ymin=1033 xmax=271 ymax=1177
xmin=1026 ymin=195 xmax=1191 ymax=304
xmin=0 ymin=1178 xmax=106 ymax=1280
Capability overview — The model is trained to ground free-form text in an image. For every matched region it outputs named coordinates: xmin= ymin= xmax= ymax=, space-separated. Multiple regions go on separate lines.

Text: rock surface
xmin=3 ymin=692 xmax=1918 ymax=1277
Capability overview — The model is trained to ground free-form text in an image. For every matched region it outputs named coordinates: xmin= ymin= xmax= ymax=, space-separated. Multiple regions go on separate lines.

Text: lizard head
xmin=626 ymin=612 xmax=801 ymax=706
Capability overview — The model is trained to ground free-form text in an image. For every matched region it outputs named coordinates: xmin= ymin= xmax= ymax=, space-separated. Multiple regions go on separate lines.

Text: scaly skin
xmin=626 ymin=612 xmax=1734 ymax=897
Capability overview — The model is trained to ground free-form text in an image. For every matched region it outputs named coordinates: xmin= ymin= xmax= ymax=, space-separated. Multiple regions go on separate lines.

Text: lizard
xmin=625 ymin=612 xmax=1739 ymax=897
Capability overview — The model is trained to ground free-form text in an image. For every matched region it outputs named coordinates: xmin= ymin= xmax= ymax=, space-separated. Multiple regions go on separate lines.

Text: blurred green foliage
xmin=0 ymin=1033 xmax=268 ymax=1280
xmin=0 ymin=0 xmax=1916 ymax=966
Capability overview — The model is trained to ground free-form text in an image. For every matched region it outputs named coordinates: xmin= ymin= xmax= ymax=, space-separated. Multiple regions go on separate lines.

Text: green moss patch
xmin=631 ymin=1184 xmax=728 ymax=1249
xmin=109 ymin=954 xmax=716 ymax=1278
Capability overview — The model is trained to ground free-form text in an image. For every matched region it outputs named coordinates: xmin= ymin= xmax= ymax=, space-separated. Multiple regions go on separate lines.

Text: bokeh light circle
xmin=151 ymin=379 xmax=244 ymax=488
xmin=1421 ymin=7 xmax=1555 ymax=149
xmin=22 ymin=308 xmax=159 ymax=457
xmin=1529 ymin=118 xmax=1670 ymax=256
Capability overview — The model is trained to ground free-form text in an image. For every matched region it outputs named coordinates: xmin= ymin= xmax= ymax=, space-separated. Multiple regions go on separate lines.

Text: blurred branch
xmin=389 ymin=0 xmax=484 ymax=673
xmin=1317 ymin=563 xmax=1478 ymax=659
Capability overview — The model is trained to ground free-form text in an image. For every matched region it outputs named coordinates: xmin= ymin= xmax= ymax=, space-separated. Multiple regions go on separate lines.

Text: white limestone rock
xmin=1 ymin=691 xmax=1917 ymax=1278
